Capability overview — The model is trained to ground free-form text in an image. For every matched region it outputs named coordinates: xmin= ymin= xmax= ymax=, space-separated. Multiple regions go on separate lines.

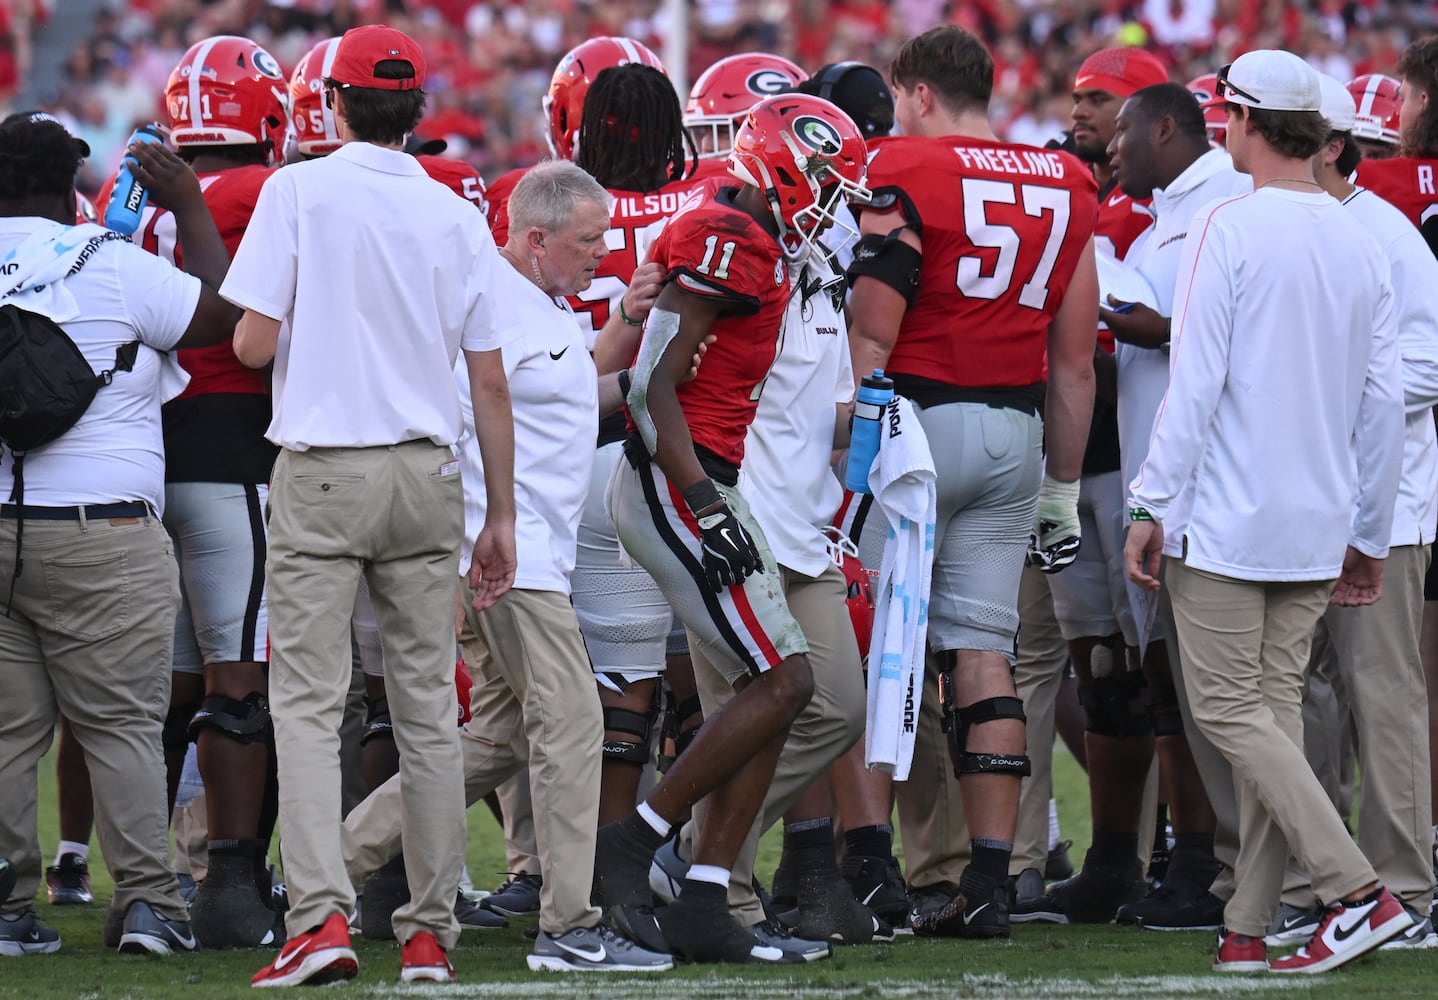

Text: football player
xmin=95 ymin=34 xmax=288 ymax=950
xmin=683 ymin=53 xmax=808 ymax=159
xmin=1348 ymin=74 xmax=1402 ymax=162
xmin=846 ymin=25 xmax=1099 ymax=939
xmin=1356 ymin=36 xmax=1438 ymax=253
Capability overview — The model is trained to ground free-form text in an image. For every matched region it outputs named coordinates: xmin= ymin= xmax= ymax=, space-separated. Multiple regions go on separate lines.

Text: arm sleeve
xmin=219 ymin=170 xmax=297 ymax=321
xmin=1350 ymin=270 xmax=1405 ymax=558
xmin=1128 ymin=206 xmax=1235 ymax=521
xmin=115 ymin=243 xmax=203 ymax=353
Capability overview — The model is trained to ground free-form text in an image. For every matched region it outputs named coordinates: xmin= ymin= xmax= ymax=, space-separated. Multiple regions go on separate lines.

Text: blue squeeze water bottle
xmin=104 ymin=125 xmax=167 ymax=236
xmin=845 ymin=369 xmax=895 ymax=494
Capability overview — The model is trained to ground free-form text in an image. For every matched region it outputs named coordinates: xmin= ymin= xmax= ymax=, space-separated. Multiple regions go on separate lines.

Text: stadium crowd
xmin=1 ymin=0 xmax=1438 ymax=989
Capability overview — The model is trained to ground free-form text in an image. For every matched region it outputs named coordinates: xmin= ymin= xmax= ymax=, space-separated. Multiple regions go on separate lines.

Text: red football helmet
xmin=165 ymin=36 xmax=288 ymax=160
xmin=685 ymin=53 xmax=808 ymax=160
xmin=824 ymin=527 xmax=875 ymax=663
xmin=289 ymin=37 xmax=342 ymax=157
xmin=729 ymin=93 xmax=871 ymax=259
xmin=1348 ymin=73 xmax=1401 ymax=147
xmin=1186 ymin=73 xmax=1227 ymax=147
xmin=544 ymin=36 xmax=666 ymax=161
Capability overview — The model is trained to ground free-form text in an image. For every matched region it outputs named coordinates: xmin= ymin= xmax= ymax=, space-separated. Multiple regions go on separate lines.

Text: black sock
xmin=620 ymin=810 xmax=669 ymax=853
xmin=969 ymin=843 xmax=1011 ymax=882
xmin=1089 ymin=830 xmax=1139 ymax=866
xmin=679 ymin=878 xmax=729 ymax=908
xmin=1173 ymin=832 xmax=1216 ymax=858
xmin=783 ymin=818 xmax=834 ymax=854
xmin=844 ymin=824 xmax=894 ymax=860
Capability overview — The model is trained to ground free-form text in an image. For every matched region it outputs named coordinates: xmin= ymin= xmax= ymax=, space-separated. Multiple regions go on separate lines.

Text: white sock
xmin=55 ymin=841 xmax=88 ymax=866
xmin=636 ymin=801 xmax=671 ymax=839
xmin=687 ymin=864 xmax=731 ymax=888
xmin=1048 ymin=799 xmax=1061 ymax=851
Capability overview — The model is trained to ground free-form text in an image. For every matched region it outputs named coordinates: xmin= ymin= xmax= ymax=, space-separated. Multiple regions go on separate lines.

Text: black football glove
xmin=696 ymin=505 xmax=762 ymax=591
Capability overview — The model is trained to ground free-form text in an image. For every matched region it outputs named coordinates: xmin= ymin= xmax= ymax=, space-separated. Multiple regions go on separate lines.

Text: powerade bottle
xmin=104 ymin=125 xmax=167 ymax=236
xmin=845 ymin=369 xmax=894 ymax=494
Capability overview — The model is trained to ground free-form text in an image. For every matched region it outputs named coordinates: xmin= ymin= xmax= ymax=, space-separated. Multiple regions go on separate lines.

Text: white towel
xmin=864 ymin=396 xmax=937 ymax=780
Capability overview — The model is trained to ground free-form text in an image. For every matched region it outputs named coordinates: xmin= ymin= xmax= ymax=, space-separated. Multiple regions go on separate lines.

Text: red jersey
xmin=488 ymin=159 xmax=727 ymax=344
xmin=417 ymin=155 xmax=487 ymax=213
xmin=1094 ymin=182 xmax=1153 ymax=353
xmin=1355 ymin=156 xmax=1438 ymax=233
xmin=863 ymin=135 xmax=1098 ymax=390
xmin=97 ymin=163 xmax=275 ymax=399
xmin=633 ymin=186 xmax=790 ymax=467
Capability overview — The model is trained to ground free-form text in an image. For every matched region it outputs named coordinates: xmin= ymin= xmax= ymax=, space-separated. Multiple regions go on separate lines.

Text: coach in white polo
xmin=1125 ymin=50 xmax=1408 ymax=972
xmin=223 ymin=24 xmax=516 ymax=982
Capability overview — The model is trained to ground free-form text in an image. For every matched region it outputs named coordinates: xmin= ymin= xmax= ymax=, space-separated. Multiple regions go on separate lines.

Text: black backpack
xmin=0 ymin=302 xmax=137 ymax=606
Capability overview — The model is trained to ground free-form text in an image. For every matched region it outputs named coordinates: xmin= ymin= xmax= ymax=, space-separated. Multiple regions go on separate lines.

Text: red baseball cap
xmin=329 ymin=25 xmax=425 ymax=91
xmin=1074 ymin=48 xmax=1169 ymax=98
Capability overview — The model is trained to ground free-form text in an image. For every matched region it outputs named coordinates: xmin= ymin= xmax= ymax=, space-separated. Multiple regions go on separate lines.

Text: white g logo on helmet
xmin=747 ymin=69 xmax=793 ymax=97
xmin=791 ymin=114 xmax=843 ymax=156
xmin=253 ymin=50 xmax=283 ymax=80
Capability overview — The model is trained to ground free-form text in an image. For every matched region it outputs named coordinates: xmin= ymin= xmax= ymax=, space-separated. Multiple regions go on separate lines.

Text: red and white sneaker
xmin=1213 ymin=927 xmax=1269 ymax=972
xmin=1270 ymin=888 xmax=1412 ymax=974
xmin=251 ymin=913 xmax=357 ymax=988
xmin=400 ymin=931 xmax=457 ymax=983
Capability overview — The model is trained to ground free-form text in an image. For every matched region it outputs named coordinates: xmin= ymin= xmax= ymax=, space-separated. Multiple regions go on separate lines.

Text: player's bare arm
xmin=847 ymin=204 xmax=920 ymax=382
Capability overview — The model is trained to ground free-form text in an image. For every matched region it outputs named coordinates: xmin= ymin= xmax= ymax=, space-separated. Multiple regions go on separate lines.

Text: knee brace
xmin=1142 ymin=679 xmax=1184 ymax=738
xmin=939 ymin=672 xmax=1031 ymax=778
xmin=602 ymin=706 xmax=654 ymax=767
xmin=188 ymin=692 xmax=274 ymax=746
xmin=164 ymin=701 xmax=201 ymax=754
xmin=360 ymin=696 xmax=394 ymax=747
xmin=1078 ymin=671 xmax=1153 ymax=739
xmin=657 ymin=692 xmax=703 ymax=772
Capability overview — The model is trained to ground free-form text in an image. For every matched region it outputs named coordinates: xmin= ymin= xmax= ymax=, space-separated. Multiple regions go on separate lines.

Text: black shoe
xmin=190 ymin=861 xmax=285 ymax=949
xmin=360 ymin=857 xmax=408 ymax=941
xmin=1042 ymin=852 xmax=1146 ymax=924
xmin=455 ymin=890 xmax=507 ymax=930
xmin=1146 ymin=844 xmax=1172 ymax=892
xmin=46 ymin=853 xmax=93 ymax=906
xmin=1011 ymin=867 xmax=1065 ymax=924
xmin=911 ymin=868 xmax=1010 ymax=939
xmin=1045 ymin=840 xmax=1074 ymax=882
xmin=118 ymin=901 xmax=198 ymax=955
xmin=480 ymin=873 xmax=541 ymax=917
xmin=593 ymin=816 xmax=666 ymax=954
xmin=770 ymin=855 xmax=797 ymax=914
xmin=840 ymin=854 xmax=910 ymax=929
xmin=794 ymin=864 xmax=891 ymax=944
xmin=1115 ymin=880 xmax=1224 ymax=932
xmin=660 ymin=885 xmax=783 ymax=963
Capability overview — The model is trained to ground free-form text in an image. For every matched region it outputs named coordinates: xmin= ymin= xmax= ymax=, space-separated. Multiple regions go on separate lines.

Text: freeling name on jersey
xmin=614 ymin=190 xmax=698 ymax=219
xmin=952 ymin=145 xmax=1068 ymax=179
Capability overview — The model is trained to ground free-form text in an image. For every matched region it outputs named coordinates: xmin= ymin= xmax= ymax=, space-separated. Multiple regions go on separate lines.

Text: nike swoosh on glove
xmin=1027 ymin=474 xmax=1081 ymax=574
xmin=696 ymin=504 xmax=763 ymax=591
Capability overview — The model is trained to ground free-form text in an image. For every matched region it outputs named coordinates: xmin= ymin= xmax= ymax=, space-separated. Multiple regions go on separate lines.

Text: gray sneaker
xmin=482 ymin=873 xmax=542 ymax=918
xmin=1380 ymin=906 xmax=1438 ymax=949
xmin=1010 ymin=868 xmax=1062 ymax=924
xmin=649 ymin=837 xmax=688 ymax=904
xmin=117 ymin=901 xmax=198 ymax=956
xmin=0 ymin=911 xmax=61 ymax=956
xmin=750 ymin=918 xmax=831 ymax=962
xmin=527 ymin=923 xmax=673 ymax=972
xmin=1263 ymin=902 xmax=1322 ymax=946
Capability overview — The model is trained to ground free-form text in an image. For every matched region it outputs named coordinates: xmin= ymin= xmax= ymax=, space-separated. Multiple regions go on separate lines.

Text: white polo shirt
xmin=1130 ymin=188 xmax=1404 ymax=580
xmin=220 ymin=141 xmax=509 ymax=450
xmin=456 ymin=264 xmax=596 ymax=592
xmin=739 ymin=252 xmax=853 ymax=577
xmin=1340 ymin=186 xmax=1438 ymax=548
xmin=0 ymin=218 xmax=199 ymax=511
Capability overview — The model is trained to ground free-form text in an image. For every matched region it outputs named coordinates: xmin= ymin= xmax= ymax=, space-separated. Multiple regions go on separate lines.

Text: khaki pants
xmin=1012 ymin=565 xmax=1068 ymax=875
xmin=1289 ymin=543 xmax=1434 ymax=910
xmin=690 ymin=563 xmax=865 ymax=924
xmin=343 ymin=588 xmax=603 ymax=936
xmin=497 ymin=771 xmax=540 ymax=877
xmin=0 ymin=514 xmax=186 ymax=923
xmin=1167 ymin=560 xmax=1377 ymax=936
xmin=268 ymin=442 xmax=466 ymax=947
xmin=893 ymin=650 xmax=971 ymax=889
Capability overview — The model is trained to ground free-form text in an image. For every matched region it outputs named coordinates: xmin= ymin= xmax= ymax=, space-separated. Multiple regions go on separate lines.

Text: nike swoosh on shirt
xmin=555 ymin=939 xmax=606 ymax=963
xmin=549 ymin=347 xmax=569 ymax=361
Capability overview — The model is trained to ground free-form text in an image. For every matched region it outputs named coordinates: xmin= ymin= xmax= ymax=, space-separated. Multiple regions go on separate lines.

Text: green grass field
xmin=4 ymin=747 xmax=1432 ymax=999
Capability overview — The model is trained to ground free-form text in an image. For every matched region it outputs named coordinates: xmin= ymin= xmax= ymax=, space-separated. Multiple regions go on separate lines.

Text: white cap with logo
xmin=1201 ymin=50 xmax=1322 ymax=113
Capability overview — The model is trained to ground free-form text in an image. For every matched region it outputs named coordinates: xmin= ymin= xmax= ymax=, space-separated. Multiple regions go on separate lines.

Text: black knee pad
xmin=360 ymin=695 xmax=393 ymax=747
xmin=1078 ymin=672 xmax=1153 ymax=739
xmin=1142 ymin=687 xmax=1184 ymax=737
xmin=659 ymin=693 xmax=703 ymax=770
xmin=938 ymin=676 xmax=1031 ymax=779
xmin=602 ymin=706 xmax=653 ymax=766
xmin=164 ymin=701 xmax=201 ymax=753
xmin=188 ymin=692 xmax=274 ymax=746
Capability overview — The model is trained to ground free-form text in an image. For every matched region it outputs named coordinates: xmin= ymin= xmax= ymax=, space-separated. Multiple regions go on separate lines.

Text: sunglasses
xmin=1215 ymin=63 xmax=1261 ymax=105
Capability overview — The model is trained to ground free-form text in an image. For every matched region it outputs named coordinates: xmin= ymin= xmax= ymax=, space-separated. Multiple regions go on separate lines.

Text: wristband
xmin=619 ymin=299 xmax=644 ymax=327
xmin=1128 ymin=506 xmax=1154 ymax=522
xmin=617 ymin=368 xmax=632 ymax=399
xmin=681 ymin=478 xmax=724 ymax=516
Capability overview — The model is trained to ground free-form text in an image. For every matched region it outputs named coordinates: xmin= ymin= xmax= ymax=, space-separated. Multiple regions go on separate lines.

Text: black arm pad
xmin=847 ymin=230 xmax=922 ymax=306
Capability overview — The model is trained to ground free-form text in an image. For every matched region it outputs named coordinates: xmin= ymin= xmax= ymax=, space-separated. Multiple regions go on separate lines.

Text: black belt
xmin=0 ymin=501 xmax=150 ymax=521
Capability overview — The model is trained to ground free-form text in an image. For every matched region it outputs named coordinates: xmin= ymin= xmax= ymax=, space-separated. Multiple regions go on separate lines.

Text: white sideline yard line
xmin=365 ymin=972 xmax=1317 ymax=1000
